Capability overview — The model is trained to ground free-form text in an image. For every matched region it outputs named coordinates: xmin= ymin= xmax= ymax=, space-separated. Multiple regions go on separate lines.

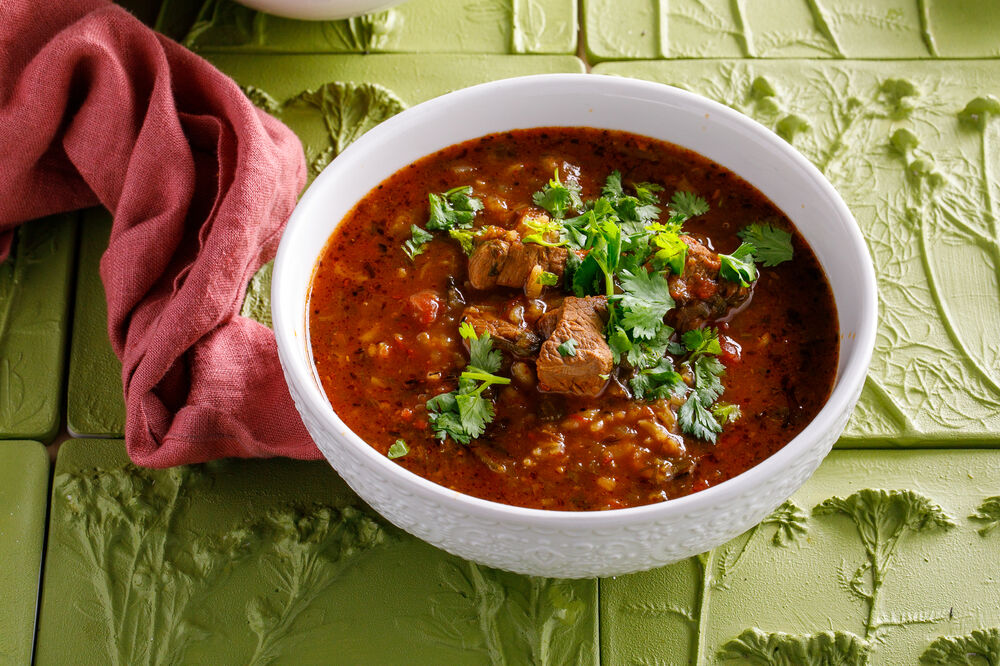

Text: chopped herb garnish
xmin=403 ymin=225 xmax=434 ymax=261
xmin=522 ymin=214 xmax=568 ymax=247
xmin=387 ymin=439 xmax=409 ymax=459
xmin=678 ymin=393 xmax=723 ymax=443
xmin=692 ymin=355 xmax=726 ymax=404
xmin=557 ymin=338 xmax=578 ymax=357
xmin=737 ymin=223 xmax=794 ymax=266
xmin=449 ymin=228 xmax=478 ymax=255
xmin=719 ymin=242 xmax=758 ymax=287
xmin=427 ymin=324 xmax=509 ymax=444
xmin=682 ymin=328 xmax=723 ymax=358
xmin=532 ymin=169 xmax=583 ymax=219
xmin=670 ymin=190 xmax=710 ymax=219
xmin=613 ymin=269 xmax=675 ymax=340
xmin=426 ymin=185 xmax=483 ymax=232
xmin=630 ymin=357 xmax=686 ymax=401
xmin=536 ymin=270 xmax=559 ymax=286
xmin=711 ymin=402 xmax=742 ymax=425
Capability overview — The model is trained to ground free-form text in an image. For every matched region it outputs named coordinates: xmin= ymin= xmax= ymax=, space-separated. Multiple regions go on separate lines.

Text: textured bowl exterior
xmin=272 ymin=74 xmax=877 ymax=578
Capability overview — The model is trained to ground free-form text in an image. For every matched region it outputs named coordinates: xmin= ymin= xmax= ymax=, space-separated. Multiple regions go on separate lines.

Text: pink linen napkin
xmin=0 ymin=0 xmax=321 ymax=465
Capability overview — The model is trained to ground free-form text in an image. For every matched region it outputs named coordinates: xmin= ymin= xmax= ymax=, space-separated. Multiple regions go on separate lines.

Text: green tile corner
xmin=0 ymin=441 xmax=49 ymax=666
xmin=0 ymin=213 xmax=77 ymax=443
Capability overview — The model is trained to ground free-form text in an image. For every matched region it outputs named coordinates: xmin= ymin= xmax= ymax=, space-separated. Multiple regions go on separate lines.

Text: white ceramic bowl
xmin=272 ymin=74 xmax=877 ymax=578
xmin=234 ymin=0 xmax=405 ymax=20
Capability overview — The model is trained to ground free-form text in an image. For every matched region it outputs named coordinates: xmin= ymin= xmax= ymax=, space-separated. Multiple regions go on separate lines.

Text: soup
xmin=308 ymin=127 xmax=838 ymax=510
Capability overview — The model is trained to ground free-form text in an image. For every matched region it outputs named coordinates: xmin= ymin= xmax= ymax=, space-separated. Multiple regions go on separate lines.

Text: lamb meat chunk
xmin=467 ymin=236 xmax=567 ymax=291
xmin=667 ymin=235 xmax=751 ymax=332
xmin=536 ymin=296 xmax=613 ymax=397
xmin=462 ymin=306 xmax=541 ymax=358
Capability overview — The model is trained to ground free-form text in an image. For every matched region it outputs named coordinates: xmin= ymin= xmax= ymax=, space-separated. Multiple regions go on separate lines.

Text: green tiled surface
xmin=35 ymin=440 xmax=598 ymax=665
xmin=584 ymin=0 xmax=1000 ymax=61
xmin=158 ymin=0 xmax=577 ymax=55
xmin=0 ymin=442 xmax=48 ymax=666
xmin=0 ymin=214 xmax=77 ymax=443
xmin=601 ymin=449 xmax=1000 ymax=664
xmin=596 ymin=59 xmax=1000 ymax=447
xmin=11 ymin=0 xmax=1000 ymax=662
xmin=67 ymin=209 xmax=125 ymax=438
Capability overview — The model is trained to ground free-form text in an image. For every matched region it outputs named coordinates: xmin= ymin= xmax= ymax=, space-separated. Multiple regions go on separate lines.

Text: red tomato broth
xmin=308 ymin=128 xmax=839 ymax=511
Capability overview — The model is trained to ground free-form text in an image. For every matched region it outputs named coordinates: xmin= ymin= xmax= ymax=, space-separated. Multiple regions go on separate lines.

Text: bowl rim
xmin=273 ymin=72 xmax=878 ymax=527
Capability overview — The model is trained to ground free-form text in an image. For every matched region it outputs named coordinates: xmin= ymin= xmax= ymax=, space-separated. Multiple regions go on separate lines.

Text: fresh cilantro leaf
xmin=678 ymin=393 xmax=723 ymax=443
xmin=719 ymin=242 xmax=758 ymax=287
xmin=737 ymin=223 xmax=794 ymax=267
xmin=426 ymin=392 xmax=471 ymax=444
xmin=626 ymin=325 xmax=674 ymax=370
xmin=711 ymin=402 xmax=742 ymax=425
xmin=615 ymin=269 xmax=675 ymax=340
xmin=456 ymin=391 xmax=494 ymax=439
xmin=670 ymin=191 xmax=709 ymax=219
xmin=403 ymin=225 xmax=434 ymax=261
xmin=387 ymin=439 xmax=409 ymax=459
xmin=692 ymin=355 xmax=725 ymax=404
xmin=606 ymin=325 xmax=633 ymax=364
xmin=521 ymin=214 xmax=567 ymax=247
xmin=449 ymin=228 xmax=477 ymax=255
xmin=649 ymin=227 xmax=688 ymax=275
xmin=532 ymin=169 xmax=583 ymax=219
xmin=426 ymin=186 xmax=482 ymax=231
xmin=460 ymin=323 xmax=502 ymax=374
xmin=557 ymin=338 xmax=578 ymax=357
xmin=682 ymin=327 xmax=723 ymax=357
xmin=601 ymin=171 xmax=625 ymax=199
xmin=633 ymin=181 xmax=664 ymax=204
xmin=536 ymin=270 xmax=559 ymax=286
xmin=571 ymin=252 xmax=603 ymax=297
xmin=630 ymin=357 xmax=686 ymax=401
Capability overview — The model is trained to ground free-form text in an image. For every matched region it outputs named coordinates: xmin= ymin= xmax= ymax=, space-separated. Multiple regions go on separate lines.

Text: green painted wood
xmin=585 ymin=0 xmax=1000 ymax=61
xmin=602 ymin=449 xmax=1000 ymax=665
xmin=597 ymin=59 xmax=1000 ymax=446
xmin=67 ymin=209 xmax=125 ymax=438
xmin=0 ymin=214 xmax=77 ymax=443
xmin=36 ymin=439 xmax=598 ymax=665
xmin=157 ymin=0 xmax=577 ymax=55
xmin=0 ymin=441 xmax=49 ymax=666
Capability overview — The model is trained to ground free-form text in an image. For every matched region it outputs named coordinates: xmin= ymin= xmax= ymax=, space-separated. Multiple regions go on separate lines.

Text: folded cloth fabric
xmin=0 ymin=1 xmax=320 ymax=464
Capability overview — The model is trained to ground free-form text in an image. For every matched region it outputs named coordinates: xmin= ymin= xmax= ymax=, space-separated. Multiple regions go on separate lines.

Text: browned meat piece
xmin=462 ymin=306 xmax=542 ymax=358
xmin=467 ymin=238 xmax=567 ymax=291
xmin=667 ymin=235 xmax=751 ymax=332
xmin=536 ymin=296 xmax=613 ymax=397
xmin=536 ymin=306 xmax=561 ymax=340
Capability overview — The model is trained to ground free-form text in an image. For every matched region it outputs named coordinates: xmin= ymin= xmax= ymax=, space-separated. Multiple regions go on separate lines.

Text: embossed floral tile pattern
xmin=34 ymin=439 xmax=598 ymax=665
xmin=155 ymin=0 xmax=577 ymax=56
xmin=596 ymin=59 xmax=1000 ymax=445
xmin=0 ymin=214 xmax=76 ymax=443
xmin=584 ymin=0 xmax=1000 ymax=61
xmin=67 ymin=210 xmax=125 ymax=438
xmin=0 ymin=442 xmax=48 ymax=666
xmin=601 ymin=449 xmax=1000 ymax=665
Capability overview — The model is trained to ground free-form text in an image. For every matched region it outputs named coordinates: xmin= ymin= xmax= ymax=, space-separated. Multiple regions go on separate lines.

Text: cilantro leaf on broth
xmin=669 ymin=190 xmax=710 ymax=219
xmin=387 ymin=439 xmax=409 ymax=459
xmin=532 ymin=169 xmax=583 ymax=219
xmin=521 ymin=214 xmax=568 ymax=247
xmin=682 ymin=327 xmax=723 ymax=357
xmin=679 ymin=393 xmax=723 ymax=443
xmin=403 ymin=224 xmax=434 ymax=261
xmin=427 ymin=324 xmax=510 ymax=445
xmin=737 ymin=222 xmax=794 ymax=267
xmin=449 ymin=228 xmax=478 ymax=255
xmin=692 ymin=355 xmax=726 ymax=404
xmin=614 ymin=269 xmax=675 ymax=340
xmin=630 ymin=357 xmax=686 ymax=401
xmin=459 ymin=321 xmax=502 ymax=374
xmin=719 ymin=242 xmax=759 ymax=287
xmin=712 ymin=402 xmax=742 ymax=426
xmin=426 ymin=185 xmax=483 ymax=231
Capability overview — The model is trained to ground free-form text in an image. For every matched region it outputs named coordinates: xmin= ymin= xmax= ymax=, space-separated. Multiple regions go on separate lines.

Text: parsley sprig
xmin=426 ymin=322 xmax=510 ymax=445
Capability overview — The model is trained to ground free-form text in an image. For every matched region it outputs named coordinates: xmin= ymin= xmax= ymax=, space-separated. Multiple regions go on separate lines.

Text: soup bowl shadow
xmin=272 ymin=74 xmax=877 ymax=578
